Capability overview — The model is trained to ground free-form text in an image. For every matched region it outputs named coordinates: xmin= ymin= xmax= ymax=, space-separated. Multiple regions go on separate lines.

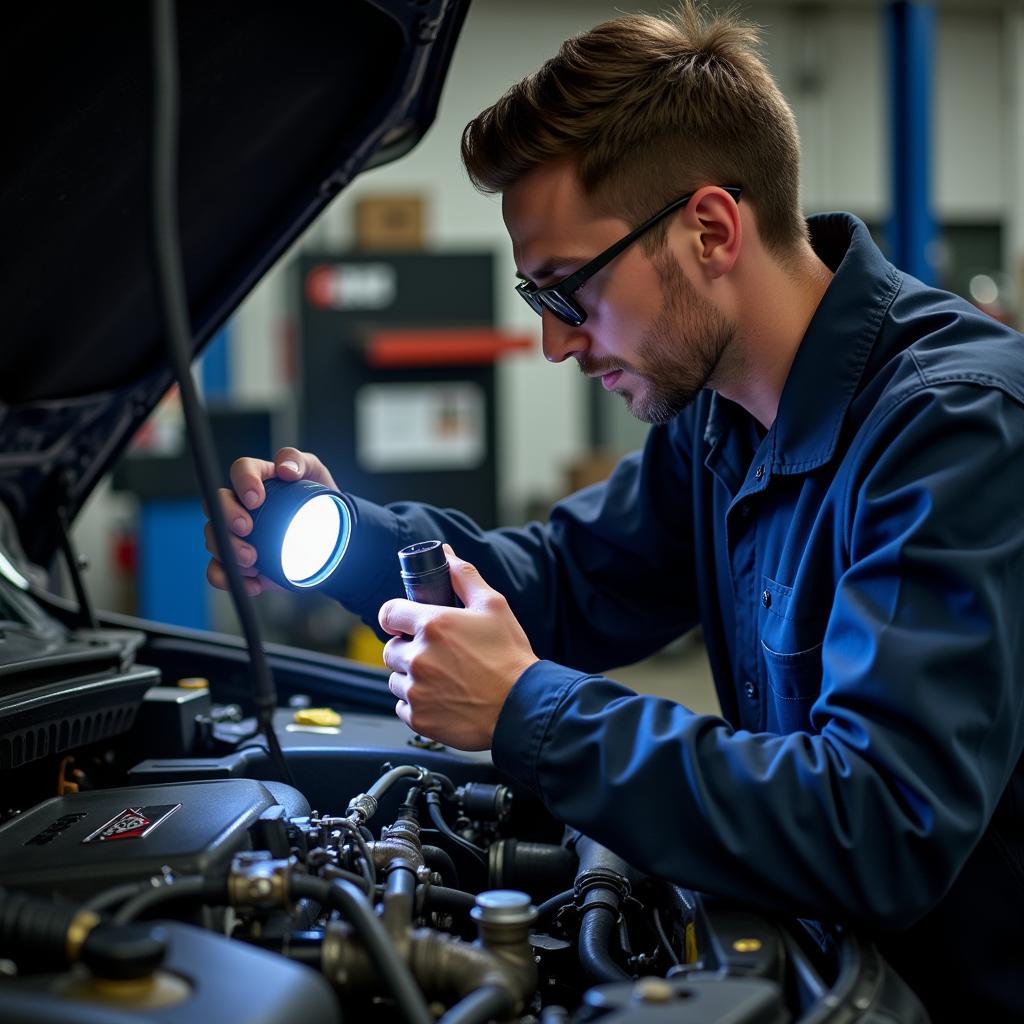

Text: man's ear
xmin=684 ymin=186 xmax=742 ymax=280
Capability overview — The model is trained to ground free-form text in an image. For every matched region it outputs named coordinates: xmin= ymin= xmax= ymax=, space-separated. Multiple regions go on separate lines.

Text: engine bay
xmin=0 ymin=623 xmax=928 ymax=1024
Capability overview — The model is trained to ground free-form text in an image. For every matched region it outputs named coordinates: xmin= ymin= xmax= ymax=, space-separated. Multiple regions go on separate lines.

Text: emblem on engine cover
xmin=81 ymin=803 xmax=180 ymax=843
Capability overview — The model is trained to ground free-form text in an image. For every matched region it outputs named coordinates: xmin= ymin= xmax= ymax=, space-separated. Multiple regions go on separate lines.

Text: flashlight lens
xmin=280 ymin=494 xmax=345 ymax=585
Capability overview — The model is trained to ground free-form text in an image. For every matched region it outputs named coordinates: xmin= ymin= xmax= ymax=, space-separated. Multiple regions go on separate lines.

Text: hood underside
xmin=0 ymin=0 xmax=469 ymax=566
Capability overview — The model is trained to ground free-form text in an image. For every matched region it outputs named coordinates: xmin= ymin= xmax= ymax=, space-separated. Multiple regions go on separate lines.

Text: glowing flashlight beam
xmin=280 ymin=493 xmax=343 ymax=585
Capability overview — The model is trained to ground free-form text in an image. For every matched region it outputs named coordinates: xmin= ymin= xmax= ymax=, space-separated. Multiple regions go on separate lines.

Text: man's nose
xmin=540 ymin=308 xmax=589 ymax=364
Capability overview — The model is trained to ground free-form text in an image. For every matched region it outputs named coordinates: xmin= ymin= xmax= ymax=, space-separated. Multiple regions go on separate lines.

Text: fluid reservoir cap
xmin=80 ymin=923 xmax=168 ymax=980
xmin=472 ymin=890 xmax=535 ymax=925
xmin=176 ymin=677 xmax=209 ymax=690
xmin=632 ymin=978 xmax=675 ymax=1003
xmin=294 ymin=707 xmax=342 ymax=727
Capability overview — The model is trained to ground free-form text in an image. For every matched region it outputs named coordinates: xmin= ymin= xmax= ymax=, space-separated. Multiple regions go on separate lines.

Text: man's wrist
xmin=492 ymin=660 xmax=583 ymax=793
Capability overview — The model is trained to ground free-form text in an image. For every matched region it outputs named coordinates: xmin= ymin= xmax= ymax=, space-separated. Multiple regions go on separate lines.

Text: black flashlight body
xmin=398 ymin=541 xmax=458 ymax=607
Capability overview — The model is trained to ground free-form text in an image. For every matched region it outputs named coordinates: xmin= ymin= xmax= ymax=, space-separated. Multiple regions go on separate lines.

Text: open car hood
xmin=0 ymin=0 xmax=469 ymax=569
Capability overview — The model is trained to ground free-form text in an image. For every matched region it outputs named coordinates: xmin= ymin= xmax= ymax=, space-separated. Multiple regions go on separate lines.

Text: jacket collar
xmin=705 ymin=213 xmax=902 ymax=477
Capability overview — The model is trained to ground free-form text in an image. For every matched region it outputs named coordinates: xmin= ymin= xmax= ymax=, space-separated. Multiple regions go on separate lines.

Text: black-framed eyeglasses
xmin=515 ymin=186 xmax=742 ymax=327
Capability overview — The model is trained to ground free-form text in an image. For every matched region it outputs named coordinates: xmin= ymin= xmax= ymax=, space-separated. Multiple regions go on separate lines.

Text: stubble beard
xmin=581 ymin=252 xmax=736 ymax=425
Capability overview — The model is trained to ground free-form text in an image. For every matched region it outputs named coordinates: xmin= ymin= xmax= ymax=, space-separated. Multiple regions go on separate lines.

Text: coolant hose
xmin=489 ymin=839 xmax=576 ymax=894
xmin=383 ymin=864 xmax=417 ymax=939
xmin=81 ymin=881 xmax=152 ymax=915
xmin=578 ymin=905 xmax=631 ymax=983
xmin=0 ymin=886 xmax=167 ymax=978
xmin=290 ymin=874 xmax=432 ymax=1024
xmin=0 ymin=886 xmax=86 ymax=970
xmin=420 ymin=885 xmax=477 ymax=917
xmin=112 ymin=875 xmax=228 ymax=925
xmin=535 ymin=887 xmax=575 ymax=921
xmin=423 ymin=844 xmax=460 ymax=887
xmin=571 ymin=834 xmax=644 ymax=985
xmin=437 ymin=983 xmax=515 ymax=1024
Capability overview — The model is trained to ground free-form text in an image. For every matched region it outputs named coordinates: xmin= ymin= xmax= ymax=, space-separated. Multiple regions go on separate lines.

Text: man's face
xmin=503 ymin=162 xmax=735 ymax=423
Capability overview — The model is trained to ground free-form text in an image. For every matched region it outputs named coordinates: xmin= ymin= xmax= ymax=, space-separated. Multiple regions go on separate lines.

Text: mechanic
xmin=205 ymin=4 xmax=1024 ymax=1018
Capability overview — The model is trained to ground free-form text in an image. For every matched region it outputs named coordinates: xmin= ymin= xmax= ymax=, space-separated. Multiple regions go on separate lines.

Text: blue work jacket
xmin=330 ymin=214 xmax=1024 ymax=1019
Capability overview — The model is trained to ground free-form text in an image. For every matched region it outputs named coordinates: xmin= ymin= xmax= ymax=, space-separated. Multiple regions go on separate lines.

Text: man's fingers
xmin=382 ymin=636 xmax=412 ymax=676
xmin=394 ymin=699 xmax=412 ymax=729
xmin=388 ymin=672 xmax=409 ymax=702
xmin=207 ymin=558 xmax=263 ymax=596
xmin=379 ymin=598 xmax=428 ymax=639
xmin=388 ymin=670 xmax=413 ymax=729
xmin=273 ymin=448 xmax=340 ymax=491
xmin=228 ymin=457 xmax=278 ymax=511
xmin=443 ymin=544 xmax=496 ymax=609
xmin=208 ymin=487 xmax=252 ymax=536
xmin=227 ymin=449 xmax=341 ymax=515
xmin=203 ymin=521 xmax=259 ymax=572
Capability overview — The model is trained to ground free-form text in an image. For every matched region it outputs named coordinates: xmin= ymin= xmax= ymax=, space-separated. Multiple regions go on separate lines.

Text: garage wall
xmin=74 ymin=0 xmax=1021 ymax=612
xmin=231 ymin=0 xmax=1014 ymax=516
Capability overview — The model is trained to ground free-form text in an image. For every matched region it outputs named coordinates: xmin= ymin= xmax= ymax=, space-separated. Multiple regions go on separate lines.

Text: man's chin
xmin=626 ymin=386 xmax=697 ymax=424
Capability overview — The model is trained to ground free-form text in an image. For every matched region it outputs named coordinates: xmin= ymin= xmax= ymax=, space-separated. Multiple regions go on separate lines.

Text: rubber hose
xmin=492 ymin=840 xmax=576 ymax=893
xmin=81 ymin=882 xmax=152 ymax=915
xmin=437 ymin=983 xmax=515 ymax=1024
xmin=426 ymin=800 xmax=485 ymax=862
xmin=535 ymin=887 xmax=575 ymax=921
xmin=578 ymin=905 xmax=631 ymax=984
xmin=112 ymin=876 xmax=227 ymax=925
xmin=290 ymin=874 xmax=432 ymax=1024
xmin=366 ymin=766 xmax=424 ymax=805
xmin=423 ymin=844 xmax=459 ymax=887
xmin=420 ymin=885 xmax=477 ymax=917
xmin=383 ymin=865 xmax=417 ymax=939
xmin=0 ymin=887 xmax=78 ymax=969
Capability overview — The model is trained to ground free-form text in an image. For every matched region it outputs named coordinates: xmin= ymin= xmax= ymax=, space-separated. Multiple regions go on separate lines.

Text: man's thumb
xmin=443 ymin=544 xmax=490 ymax=607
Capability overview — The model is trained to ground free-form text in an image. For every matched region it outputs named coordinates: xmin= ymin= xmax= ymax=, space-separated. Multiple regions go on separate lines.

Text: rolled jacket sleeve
xmin=324 ymin=420 xmax=702 ymax=670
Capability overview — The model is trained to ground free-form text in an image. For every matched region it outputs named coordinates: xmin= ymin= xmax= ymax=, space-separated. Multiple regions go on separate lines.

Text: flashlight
xmin=249 ymin=479 xmax=354 ymax=590
xmin=398 ymin=540 xmax=457 ymax=607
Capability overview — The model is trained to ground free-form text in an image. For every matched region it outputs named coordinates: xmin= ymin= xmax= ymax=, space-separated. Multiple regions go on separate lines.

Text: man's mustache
xmin=577 ymin=355 xmax=638 ymax=378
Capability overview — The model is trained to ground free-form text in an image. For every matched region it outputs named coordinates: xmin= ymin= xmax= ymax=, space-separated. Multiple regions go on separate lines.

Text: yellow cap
xmin=294 ymin=707 xmax=342 ymax=727
xmin=177 ymin=677 xmax=209 ymax=690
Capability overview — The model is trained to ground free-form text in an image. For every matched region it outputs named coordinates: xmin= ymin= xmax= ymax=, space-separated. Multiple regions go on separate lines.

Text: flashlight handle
xmin=402 ymin=564 xmax=458 ymax=607
xmin=398 ymin=541 xmax=458 ymax=607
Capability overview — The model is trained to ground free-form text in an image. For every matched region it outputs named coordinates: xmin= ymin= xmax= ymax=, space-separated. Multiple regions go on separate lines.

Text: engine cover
xmin=0 ymin=778 xmax=307 ymax=900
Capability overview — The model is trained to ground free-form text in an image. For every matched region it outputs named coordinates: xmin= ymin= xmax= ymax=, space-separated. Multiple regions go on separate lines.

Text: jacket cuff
xmin=322 ymin=493 xmax=405 ymax=617
xmin=491 ymin=660 xmax=586 ymax=794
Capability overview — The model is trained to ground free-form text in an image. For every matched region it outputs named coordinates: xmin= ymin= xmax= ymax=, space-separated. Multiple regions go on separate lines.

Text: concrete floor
xmin=608 ymin=633 xmax=721 ymax=716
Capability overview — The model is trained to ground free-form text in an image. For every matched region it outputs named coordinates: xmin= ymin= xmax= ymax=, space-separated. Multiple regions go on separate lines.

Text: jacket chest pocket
xmin=759 ymin=576 xmax=825 ymax=734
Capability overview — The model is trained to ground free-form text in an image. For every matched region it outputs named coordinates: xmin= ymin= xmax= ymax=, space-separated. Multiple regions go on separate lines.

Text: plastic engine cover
xmin=0 ymin=778 xmax=306 ymax=900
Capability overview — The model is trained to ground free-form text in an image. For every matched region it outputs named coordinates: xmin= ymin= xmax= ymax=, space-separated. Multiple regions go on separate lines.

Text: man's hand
xmin=379 ymin=545 xmax=539 ymax=751
xmin=203 ymin=447 xmax=339 ymax=597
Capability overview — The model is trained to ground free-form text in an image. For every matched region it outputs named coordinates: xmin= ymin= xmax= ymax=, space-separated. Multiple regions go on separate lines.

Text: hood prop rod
xmin=149 ymin=0 xmax=293 ymax=788
xmin=55 ymin=474 xmax=98 ymax=632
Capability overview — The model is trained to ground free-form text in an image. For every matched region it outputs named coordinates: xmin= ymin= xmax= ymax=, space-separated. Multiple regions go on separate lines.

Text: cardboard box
xmin=355 ymin=194 xmax=426 ymax=250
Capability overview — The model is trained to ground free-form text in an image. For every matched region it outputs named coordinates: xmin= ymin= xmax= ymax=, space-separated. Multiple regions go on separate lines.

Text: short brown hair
xmin=461 ymin=2 xmax=807 ymax=258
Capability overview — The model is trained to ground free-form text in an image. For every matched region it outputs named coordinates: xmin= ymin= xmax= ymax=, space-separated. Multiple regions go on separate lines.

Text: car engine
xmin=0 ymin=654 xmax=929 ymax=1024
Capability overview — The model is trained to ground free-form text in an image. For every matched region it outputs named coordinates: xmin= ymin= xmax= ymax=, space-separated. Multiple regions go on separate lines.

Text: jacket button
xmin=761 ymin=589 xmax=772 ymax=609
xmin=755 ymin=464 xmax=765 ymax=480
xmin=744 ymin=681 xmax=757 ymax=699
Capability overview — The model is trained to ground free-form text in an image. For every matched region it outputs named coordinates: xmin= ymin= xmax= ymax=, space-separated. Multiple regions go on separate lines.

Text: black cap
xmin=80 ymin=923 xmax=168 ymax=980
xmin=398 ymin=540 xmax=446 ymax=579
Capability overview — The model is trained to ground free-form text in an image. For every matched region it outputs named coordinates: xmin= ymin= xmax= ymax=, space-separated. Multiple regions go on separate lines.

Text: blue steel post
xmin=886 ymin=1 xmax=937 ymax=285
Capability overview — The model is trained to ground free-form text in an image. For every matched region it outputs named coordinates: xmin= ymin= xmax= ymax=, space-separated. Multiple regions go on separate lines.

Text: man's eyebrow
xmin=515 ymin=257 xmax=585 ymax=286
